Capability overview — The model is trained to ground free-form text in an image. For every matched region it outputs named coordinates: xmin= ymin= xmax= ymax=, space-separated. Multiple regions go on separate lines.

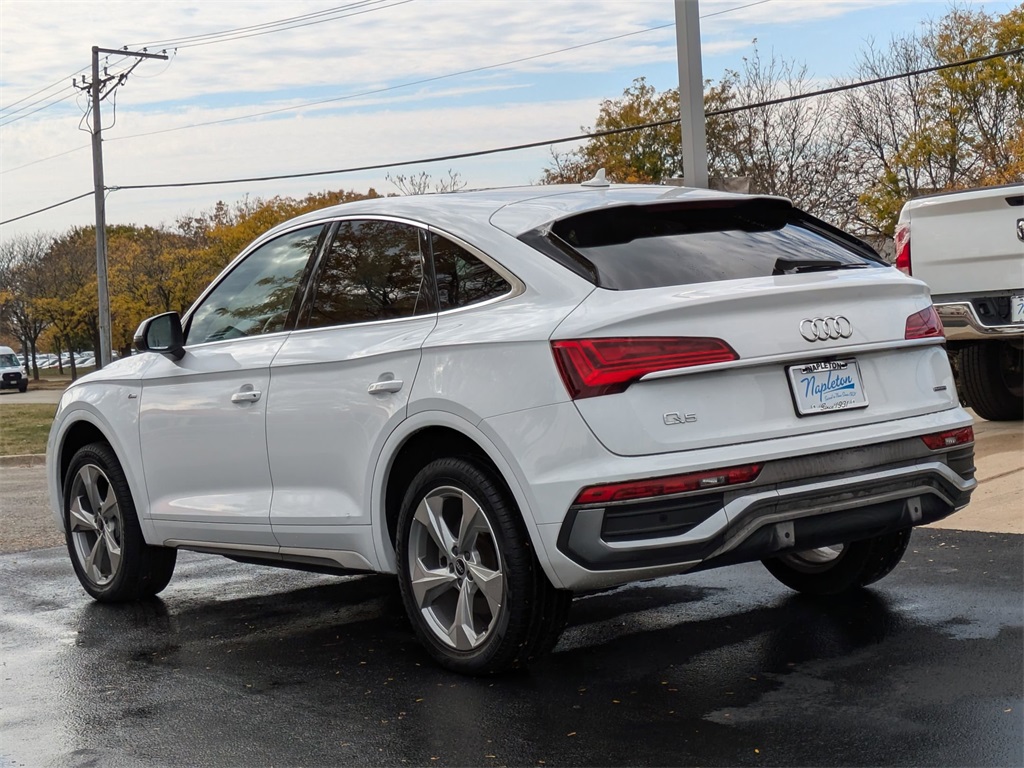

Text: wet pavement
xmin=1 ymin=529 xmax=1021 ymax=767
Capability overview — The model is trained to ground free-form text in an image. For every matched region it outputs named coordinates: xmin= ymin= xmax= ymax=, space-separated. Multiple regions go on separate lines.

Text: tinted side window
xmin=306 ymin=220 xmax=432 ymax=328
xmin=431 ymin=233 xmax=511 ymax=310
xmin=187 ymin=225 xmax=322 ymax=344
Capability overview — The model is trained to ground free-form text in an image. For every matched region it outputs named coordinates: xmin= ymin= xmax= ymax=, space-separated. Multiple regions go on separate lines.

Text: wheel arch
xmin=50 ymin=404 xmax=156 ymax=542
xmin=371 ymin=411 xmax=564 ymax=588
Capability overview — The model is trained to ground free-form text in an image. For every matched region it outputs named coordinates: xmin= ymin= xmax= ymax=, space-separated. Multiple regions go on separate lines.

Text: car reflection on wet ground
xmin=1 ymin=528 xmax=1020 ymax=767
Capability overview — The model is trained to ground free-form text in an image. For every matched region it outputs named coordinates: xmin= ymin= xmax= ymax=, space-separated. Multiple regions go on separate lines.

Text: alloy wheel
xmin=406 ymin=485 xmax=505 ymax=651
xmin=68 ymin=464 xmax=123 ymax=587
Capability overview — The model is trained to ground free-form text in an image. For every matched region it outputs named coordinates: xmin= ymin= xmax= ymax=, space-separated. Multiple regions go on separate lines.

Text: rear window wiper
xmin=772 ymin=257 xmax=871 ymax=275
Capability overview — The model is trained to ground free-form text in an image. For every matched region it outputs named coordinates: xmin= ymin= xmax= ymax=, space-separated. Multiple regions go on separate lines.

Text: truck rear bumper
xmin=936 ymin=300 xmax=1024 ymax=341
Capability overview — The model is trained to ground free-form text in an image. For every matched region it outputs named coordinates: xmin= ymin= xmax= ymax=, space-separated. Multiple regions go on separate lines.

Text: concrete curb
xmin=0 ymin=454 xmax=46 ymax=467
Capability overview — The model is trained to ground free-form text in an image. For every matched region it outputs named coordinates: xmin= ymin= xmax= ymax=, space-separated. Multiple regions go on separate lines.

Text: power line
xmin=0 ymin=191 xmax=94 ymax=227
xmin=106 ymin=45 xmax=1024 ymax=193
xmin=0 ymin=67 xmax=88 ymax=114
xmin=0 ymin=90 xmax=80 ymax=129
xmin=701 ymin=0 xmax=773 ymax=19
xmin=6 ymin=42 xmax=1015 ymax=227
xmin=0 ymin=54 xmax=138 ymax=127
xmin=151 ymin=0 xmax=412 ymax=50
xmin=709 ymin=45 xmax=1024 ymax=116
xmin=2 ymin=1 xmax=764 ymax=160
xmin=108 ymin=24 xmax=680 ymax=143
xmin=109 ymin=1 xmax=765 ymax=141
xmin=126 ymin=0 xmax=394 ymax=48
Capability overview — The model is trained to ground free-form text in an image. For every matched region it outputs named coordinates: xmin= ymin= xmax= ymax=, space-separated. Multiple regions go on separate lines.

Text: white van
xmin=0 ymin=346 xmax=28 ymax=393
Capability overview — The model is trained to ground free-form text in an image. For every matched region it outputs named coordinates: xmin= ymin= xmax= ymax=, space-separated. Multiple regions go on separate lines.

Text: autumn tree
xmin=846 ymin=4 xmax=1023 ymax=234
xmin=32 ymin=227 xmax=98 ymax=377
xmin=0 ymin=233 xmax=51 ymax=377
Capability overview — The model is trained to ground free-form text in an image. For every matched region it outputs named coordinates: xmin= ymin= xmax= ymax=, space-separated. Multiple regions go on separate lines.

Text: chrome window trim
xmin=181 ymin=214 xmax=529 ymax=350
xmin=426 ymin=224 xmax=527 ymax=312
xmin=286 ymin=312 xmax=439 ymax=337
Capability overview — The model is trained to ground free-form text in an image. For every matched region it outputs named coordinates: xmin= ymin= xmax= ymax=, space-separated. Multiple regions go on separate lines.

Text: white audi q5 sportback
xmin=47 ymin=182 xmax=976 ymax=674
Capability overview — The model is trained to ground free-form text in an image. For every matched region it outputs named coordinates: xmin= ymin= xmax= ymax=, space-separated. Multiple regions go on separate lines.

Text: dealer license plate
xmin=787 ymin=359 xmax=868 ymax=416
xmin=1011 ymin=294 xmax=1024 ymax=323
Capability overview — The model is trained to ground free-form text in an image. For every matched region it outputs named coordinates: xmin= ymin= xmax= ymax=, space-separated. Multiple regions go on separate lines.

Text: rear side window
xmin=431 ymin=233 xmax=511 ymax=310
xmin=536 ymin=200 xmax=884 ymax=290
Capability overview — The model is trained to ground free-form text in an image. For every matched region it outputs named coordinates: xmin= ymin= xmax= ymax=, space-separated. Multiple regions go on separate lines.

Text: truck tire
xmin=958 ymin=341 xmax=1023 ymax=421
xmin=762 ymin=530 xmax=912 ymax=596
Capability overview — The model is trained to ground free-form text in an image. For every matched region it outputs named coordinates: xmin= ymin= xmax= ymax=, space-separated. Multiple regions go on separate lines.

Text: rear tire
xmin=958 ymin=341 xmax=1023 ymax=421
xmin=762 ymin=529 xmax=911 ymax=596
xmin=396 ymin=457 xmax=570 ymax=675
xmin=64 ymin=442 xmax=176 ymax=602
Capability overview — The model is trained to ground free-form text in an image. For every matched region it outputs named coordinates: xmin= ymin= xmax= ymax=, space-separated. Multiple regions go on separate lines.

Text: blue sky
xmin=0 ymin=0 xmax=1016 ymax=236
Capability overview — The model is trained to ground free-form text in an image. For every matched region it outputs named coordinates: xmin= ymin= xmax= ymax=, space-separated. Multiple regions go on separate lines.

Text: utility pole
xmin=675 ymin=0 xmax=709 ymax=188
xmin=84 ymin=46 xmax=167 ymax=368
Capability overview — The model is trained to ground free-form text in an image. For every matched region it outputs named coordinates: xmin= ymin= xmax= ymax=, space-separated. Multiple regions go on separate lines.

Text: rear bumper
xmin=935 ymin=299 xmax=1024 ymax=341
xmin=484 ymin=400 xmax=976 ymax=591
xmin=555 ymin=441 xmax=974 ymax=574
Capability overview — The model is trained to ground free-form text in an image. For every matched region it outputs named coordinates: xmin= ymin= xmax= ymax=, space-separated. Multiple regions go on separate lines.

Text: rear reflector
xmin=905 ymin=306 xmax=944 ymax=339
xmin=552 ymin=337 xmax=739 ymax=399
xmin=921 ymin=426 xmax=974 ymax=450
xmin=894 ymin=223 xmax=911 ymax=276
xmin=574 ymin=463 xmax=763 ymax=505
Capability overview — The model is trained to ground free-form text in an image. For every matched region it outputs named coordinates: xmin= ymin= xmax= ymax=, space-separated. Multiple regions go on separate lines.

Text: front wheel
xmin=762 ymin=529 xmax=911 ymax=596
xmin=396 ymin=458 xmax=571 ymax=675
xmin=64 ymin=442 xmax=177 ymax=602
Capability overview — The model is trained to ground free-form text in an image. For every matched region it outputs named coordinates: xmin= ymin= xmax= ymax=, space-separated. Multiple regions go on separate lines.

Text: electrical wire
xmin=3 ymin=44 xmax=1019 ymax=227
xmin=0 ymin=192 xmax=94 ymax=227
xmin=0 ymin=67 xmax=88 ymax=114
xmin=126 ymin=0 xmax=391 ymax=48
xmin=107 ymin=24 xmax=680 ymax=143
xmin=150 ymin=0 xmax=412 ymax=50
xmin=105 ymin=45 xmax=1023 ymax=192
xmin=0 ymin=90 xmax=80 ymax=129
xmin=2 ymin=1 xmax=766 ymax=156
xmin=109 ymin=2 xmax=768 ymax=139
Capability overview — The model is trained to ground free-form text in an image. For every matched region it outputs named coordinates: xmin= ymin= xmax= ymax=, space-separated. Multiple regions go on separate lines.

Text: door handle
xmin=231 ymin=390 xmax=262 ymax=403
xmin=367 ymin=379 xmax=403 ymax=395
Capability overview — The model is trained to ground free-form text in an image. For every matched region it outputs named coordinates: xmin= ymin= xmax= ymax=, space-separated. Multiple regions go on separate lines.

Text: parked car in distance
xmin=0 ymin=346 xmax=28 ymax=392
xmin=896 ymin=184 xmax=1023 ymax=420
xmin=47 ymin=181 xmax=977 ymax=674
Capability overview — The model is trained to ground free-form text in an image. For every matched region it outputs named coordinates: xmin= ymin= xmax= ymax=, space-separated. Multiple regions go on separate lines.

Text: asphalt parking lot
xmin=1 ymin=531 xmax=1021 ymax=767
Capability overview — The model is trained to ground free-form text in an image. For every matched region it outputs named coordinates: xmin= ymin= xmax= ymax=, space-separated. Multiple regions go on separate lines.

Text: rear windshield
xmin=528 ymin=200 xmax=885 ymax=290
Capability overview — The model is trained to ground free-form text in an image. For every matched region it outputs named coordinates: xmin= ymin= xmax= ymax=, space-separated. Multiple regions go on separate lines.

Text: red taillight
xmin=574 ymin=463 xmax=764 ymax=505
xmin=894 ymin=223 xmax=911 ymax=275
xmin=551 ymin=337 xmax=738 ymax=400
xmin=921 ymin=426 xmax=974 ymax=450
xmin=905 ymin=306 xmax=944 ymax=339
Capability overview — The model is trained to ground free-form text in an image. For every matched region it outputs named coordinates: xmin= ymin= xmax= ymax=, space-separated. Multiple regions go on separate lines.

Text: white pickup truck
xmin=896 ymin=183 xmax=1023 ymax=420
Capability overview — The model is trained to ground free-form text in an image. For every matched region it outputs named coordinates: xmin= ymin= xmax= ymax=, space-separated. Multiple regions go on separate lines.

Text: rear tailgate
xmin=903 ymin=185 xmax=1024 ymax=295
xmin=552 ymin=270 xmax=957 ymax=456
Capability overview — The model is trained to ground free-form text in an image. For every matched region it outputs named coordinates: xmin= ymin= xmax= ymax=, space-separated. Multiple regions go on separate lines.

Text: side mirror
xmin=134 ymin=312 xmax=186 ymax=361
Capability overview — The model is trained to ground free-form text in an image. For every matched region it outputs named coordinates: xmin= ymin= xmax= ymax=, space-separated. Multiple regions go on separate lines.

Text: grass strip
xmin=0 ymin=404 xmax=56 ymax=456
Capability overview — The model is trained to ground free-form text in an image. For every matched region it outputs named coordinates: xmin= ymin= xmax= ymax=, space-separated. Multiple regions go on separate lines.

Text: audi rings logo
xmin=800 ymin=316 xmax=853 ymax=342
